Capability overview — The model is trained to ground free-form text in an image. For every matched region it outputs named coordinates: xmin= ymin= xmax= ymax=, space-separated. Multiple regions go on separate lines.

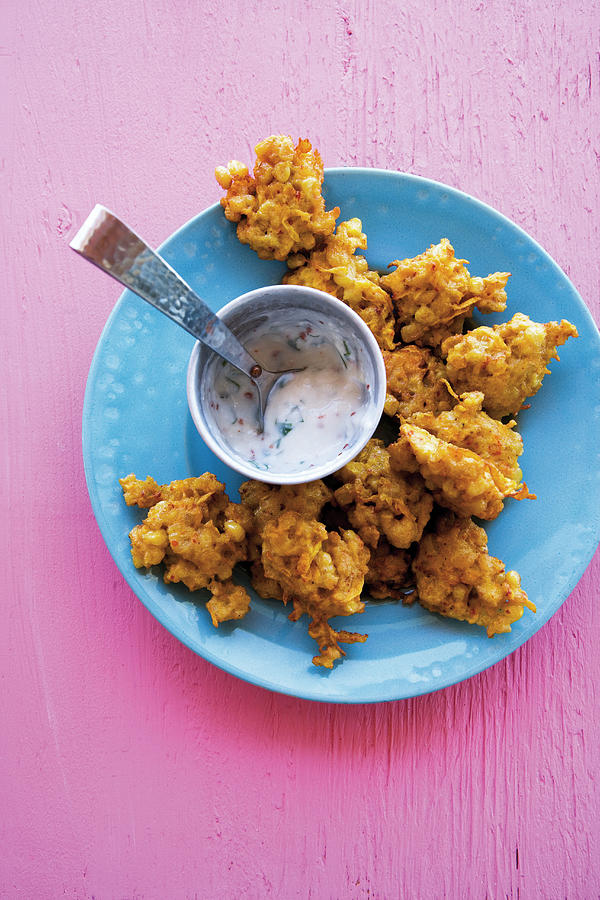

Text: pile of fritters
xmin=120 ymin=134 xmax=578 ymax=668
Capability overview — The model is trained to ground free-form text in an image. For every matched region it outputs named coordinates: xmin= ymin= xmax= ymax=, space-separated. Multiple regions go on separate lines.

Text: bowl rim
xmin=186 ymin=283 xmax=387 ymax=484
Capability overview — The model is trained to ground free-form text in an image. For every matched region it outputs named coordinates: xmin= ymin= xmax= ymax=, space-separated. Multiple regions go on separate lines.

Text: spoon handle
xmin=70 ymin=205 xmax=260 ymax=378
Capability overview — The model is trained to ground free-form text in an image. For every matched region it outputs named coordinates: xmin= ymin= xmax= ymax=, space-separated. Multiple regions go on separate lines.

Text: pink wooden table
xmin=3 ymin=1 xmax=599 ymax=897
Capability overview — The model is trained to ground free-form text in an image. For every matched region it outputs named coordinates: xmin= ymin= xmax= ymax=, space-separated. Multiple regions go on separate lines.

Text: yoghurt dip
xmin=205 ymin=316 xmax=370 ymax=475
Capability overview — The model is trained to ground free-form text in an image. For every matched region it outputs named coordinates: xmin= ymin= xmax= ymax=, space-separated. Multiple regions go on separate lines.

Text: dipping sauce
xmin=205 ymin=318 xmax=369 ymax=475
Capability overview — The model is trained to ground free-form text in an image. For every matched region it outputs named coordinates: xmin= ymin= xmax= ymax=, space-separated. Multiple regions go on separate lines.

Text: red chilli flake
xmin=244 ymin=391 xmax=253 ymax=399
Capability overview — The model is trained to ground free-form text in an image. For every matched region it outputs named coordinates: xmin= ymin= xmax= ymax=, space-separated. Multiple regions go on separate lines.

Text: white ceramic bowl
xmin=186 ymin=284 xmax=386 ymax=484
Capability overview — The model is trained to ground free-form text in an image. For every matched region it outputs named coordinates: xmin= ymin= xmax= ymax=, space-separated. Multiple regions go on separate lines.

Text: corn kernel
xmin=274 ymin=162 xmax=291 ymax=183
xmin=214 ymin=166 xmax=232 ymax=189
xmin=300 ymin=176 xmax=318 ymax=196
xmin=144 ymin=529 xmax=168 ymax=547
xmin=224 ymin=520 xmax=245 ymax=542
xmin=228 ymin=159 xmax=248 ymax=178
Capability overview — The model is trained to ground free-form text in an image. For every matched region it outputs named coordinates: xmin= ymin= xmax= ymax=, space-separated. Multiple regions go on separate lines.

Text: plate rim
xmin=82 ymin=166 xmax=600 ymax=704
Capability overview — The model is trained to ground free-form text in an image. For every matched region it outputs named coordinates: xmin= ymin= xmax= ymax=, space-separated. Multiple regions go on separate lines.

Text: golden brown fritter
xmin=238 ymin=479 xmax=335 ymax=608
xmin=396 ymin=423 xmax=531 ymax=520
xmin=411 ymin=514 xmax=535 ymax=636
xmin=120 ymin=474 xmax=253 ymax=624
xmin=215 ymin=135 xmax=339 ymax=261
xmin=136 ymin=496 xmax=250 ymax=577
xmin=261 ymin=511 xmax=370 ymax=667
xmin=332 ymin=439 xmax=433 ymax=549
xmin=261 ymin=512 xmax=368 ymax=619
xmin=382 ymin=344 xmax=454 ymax=419
xmin=284 ymin=218 xmax=396 ymax=350
xmin=407 ymin=390 xmax=526 ymax=483
xmin=380 ymin=238 xmax=508 ymax=347
xmin=442 ymin=312 xmax=578 ymax=418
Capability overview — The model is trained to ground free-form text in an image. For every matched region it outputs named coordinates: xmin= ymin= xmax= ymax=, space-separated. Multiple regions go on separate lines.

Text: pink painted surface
xmin=3 ymin=0 xmax=599 ymax=897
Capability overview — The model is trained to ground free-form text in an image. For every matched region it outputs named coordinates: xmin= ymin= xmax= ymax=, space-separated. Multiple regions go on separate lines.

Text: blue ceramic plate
xmin=82 ymin=169 xmax=600 ymax=703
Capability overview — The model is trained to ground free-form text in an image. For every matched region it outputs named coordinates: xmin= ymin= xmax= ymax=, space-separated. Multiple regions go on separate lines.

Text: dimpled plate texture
xmin=82 ymin=168 xmax=600 ymax=704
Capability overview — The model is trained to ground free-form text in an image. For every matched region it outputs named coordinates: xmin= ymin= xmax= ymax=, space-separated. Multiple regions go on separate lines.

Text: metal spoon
xmin=70 ymin=204 xmax=296 ymax=432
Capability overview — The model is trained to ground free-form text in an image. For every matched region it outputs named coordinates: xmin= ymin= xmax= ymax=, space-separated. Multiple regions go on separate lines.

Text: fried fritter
xmin=261 ymin=511 xmax=370 ymax=667
xmin=284 ymin=218 xmax=396 ymax=350
xmin=215 ymin=135 xmax=339 ymax=261
xmin=396 ymin=423 xmax=531 ymax=520
xmin=128 ymin=497 xmax=211 ymax=570
xmin=382 ymin=344 xmax=454 ymax=419
xmin=261 ymin=512 xmax=368 ymax=618
xmin=411 ymin=514 xmax=535 ymax=636
xmin=332 ymin=438 xmax=433 ymax=549
xmin=442 ymin=312 xmax=578 ymax=418
xmin=380 ymin=238 xmax=508 ymax=347
xmin=407 ymin=390 xmax=526 ymax=483
xmin=238 ymin=479 xmax=334 ymax=604
xmin=120 ymin=474 xmax=253 ymax=625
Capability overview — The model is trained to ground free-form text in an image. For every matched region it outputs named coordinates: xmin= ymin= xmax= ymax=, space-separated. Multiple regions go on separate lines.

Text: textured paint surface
xmin=2 ymin=0 xmax=600 ymax=897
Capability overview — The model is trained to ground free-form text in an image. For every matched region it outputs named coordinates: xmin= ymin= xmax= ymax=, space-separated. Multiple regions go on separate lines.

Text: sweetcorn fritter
xmin=120 ymin=473 xmax=253 ymax=626
xmin=331 ymin=438 xmax=433 ymax=549
xmin=405 ymin=391 xmax=526 ymax=483
xmin=411 ymin=513 xmax=536 ymax=636
xmin=382 ymin=344 xmax=453 ymax=419
xmin=215 ymin=134 xmax=339 ymax=261
xmin=380 ymin=238 xmax=509 ymax=348
xmin=442 ymin=313 xmax=578 ymax=418
xmin=261 ymin=511 xmax=370 ymax=667
xmin=394 ymin=423 xmax=532 ymax=521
